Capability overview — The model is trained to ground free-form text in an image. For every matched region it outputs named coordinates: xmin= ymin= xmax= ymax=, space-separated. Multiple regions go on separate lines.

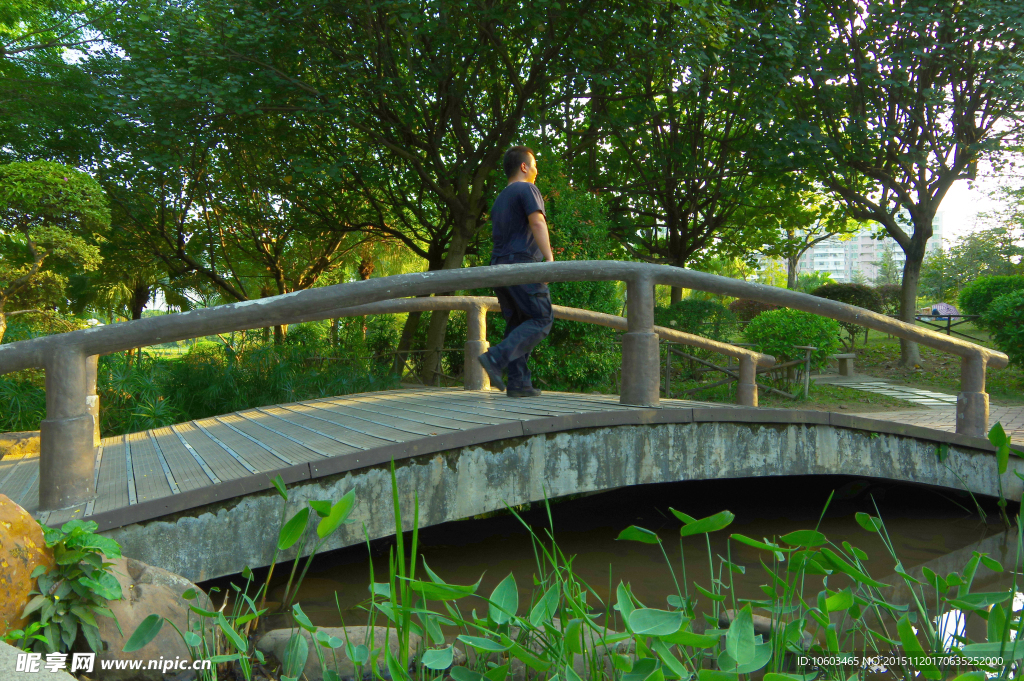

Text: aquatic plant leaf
xmin=489 ymin=573 xmax=518 ymax=624
xmin=530 ymin=583 xmax=560 ymax=626
xmin=854 ymin=513 xmax=882 ymax=532
xmin=450 ymin=666 xmax=488 ymax=681
xmin=730 ymin=534 xmax=786 ymax=552
xmin=629 ymin=608 xmax=685 ymax=636
xmin=824 ymin=589 xmax=854 ymax=612
xmin=457 ymin=635 xmax=511 ymax=652
xmin=421 ymin=646 xmax=454 ymax=670
xmin=780 ymin=530 xmax=826 ymax=547
xmin=698 ymin=670 xmax=738 ymax=681
xmin=897 ymin=614 xmax=940 ymax=680
xmin=317 ymin=489 xmax=356 ymax=538
xmin=271 ymin=474 xmax=288 ymax=500
xmin=679 ymin=511 xmax=735 ymax=537
xmin=718 ymin=641 xmax=772 ymax=674
xmin=122 ymin=614 xmax=163 ymax=653
xmin=278 ymin=507 xmax=309 ymax=551
xmin=618 ymin=526 xmax=661 ymax=544
xmin=283 ymin=632 xmax=309 ymax=678
xmin=725 ymin=604 xmax=755 ymax=665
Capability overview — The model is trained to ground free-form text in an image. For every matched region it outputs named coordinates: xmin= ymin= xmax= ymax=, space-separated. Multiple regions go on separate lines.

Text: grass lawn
xmin=855 ymin=322 xmax=1024 ymax=406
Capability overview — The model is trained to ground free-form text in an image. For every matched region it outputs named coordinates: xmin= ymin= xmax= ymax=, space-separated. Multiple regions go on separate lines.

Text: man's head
xmin=503 ymin=146 xmax=538 ymax=183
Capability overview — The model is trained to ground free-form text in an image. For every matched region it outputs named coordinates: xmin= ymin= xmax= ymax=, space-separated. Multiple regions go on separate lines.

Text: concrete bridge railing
xmin=0 ymin=261 xmax=1008 ymax=510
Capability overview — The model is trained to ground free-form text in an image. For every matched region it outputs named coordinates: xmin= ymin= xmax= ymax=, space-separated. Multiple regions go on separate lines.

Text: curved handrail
xmin=332 ymin=295 xmax=776 ymax=369
xmin=0 ymin=261 xmax=1006 ymax=372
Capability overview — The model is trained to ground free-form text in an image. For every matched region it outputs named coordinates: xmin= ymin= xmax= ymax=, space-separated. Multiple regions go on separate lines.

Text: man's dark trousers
xmin=485 ymin=254 xmax=554 ymax=390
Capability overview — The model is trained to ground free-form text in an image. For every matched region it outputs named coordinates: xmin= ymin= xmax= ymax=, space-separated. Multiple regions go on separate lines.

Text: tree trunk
xmin=899 ymin=242 xmax=926 ymax=368
xmin=130 ymin=283 xmax=151 ymax=321
xmin=393 ymin=310 xmax=423 ymax=378
xmin=330 ymin=318 xmax=339 ymax=347
xmin=358 ymin=257 xmax=374 ymax=340
xmin=420 ymin=229 xmax=473 ymax=384
xmin=787 ymin=255 xmax=799 ymax=289
xmin=0 ymin=311 xmax=6 ymax=346
xmin=670 ymin=287 xmax=683 ymax=304
xmin=274 ymin=325 xmax=287 ymax=345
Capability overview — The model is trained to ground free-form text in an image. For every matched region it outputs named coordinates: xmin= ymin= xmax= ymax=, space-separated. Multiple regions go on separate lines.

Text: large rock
xmin=94 ymin=556 xmax=212 ymax=681
xmin=0 ymin=640 xmax=75 ymax=680
xmin=0 ymin=494 xmax=55 ymax=634
xmin=0 ymin=432 xmax=39 ymax=461
xmin=257 ymin=626 xmax=421 ymax=681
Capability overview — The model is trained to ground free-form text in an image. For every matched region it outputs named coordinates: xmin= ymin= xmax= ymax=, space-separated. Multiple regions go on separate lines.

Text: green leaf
xmin=651 ymin=637 xmax=689 ymax=679
xmin=946 ymin=592 xmax=1013 ymax=610
xmin=530 ymin=583 xmax=560 ymax=626
xmin=819 ymin=548 xmax=886 ymax=587
xmin=824 ymin=589 xmax=854 ymax=612
xmin=980 ymin=555 xmax=1004 ymax=573
xmin=725 ymin=604 xmax=755 ymax=666
xmin=386 ymin=645 xmax=411 ymax=681
xmin=679 ymin=510 xmax=735 ymax=537
xmin=897 ymin=614 xmax=940 ymax=680
xmin=698 ymin=670 xmax=738 ymax=681
xmin=854 ymin=513 xmax=882 ymax=532
xmin=309 ymin=499 xmax=332 ymax=517
xmin=780 ymin=530 xmax=826 ymax=547
xmin=661 ymin=629 xmax=719 ymax=648
xmin=617 ymin=526 xmax=661 ymax=544
xmin=961 ymin=642 xmax=1024 ymax=660
xmin=457 ymin=635 xmax=511 ymax=652
xmin=123 ymin=614 xmax=163 ymax=653
xmin=422 ymin=646 xmax=454 ymax=670
xmin=317 ymin=489 xmax=356 ymax=539
xmin=217 ymin=612 xmax=248 ymax=653
xmin=730 ymin=534 xmax=786 ymax=552
xmin=628 ymin=608 xmax=685 ymax=636
xmin=669 ymin=508 xmax=697 ymax=524
xmin=271 ymin=474 xmax=288 ymax=501
xmin=181 ymin=588 xmax=197 ymax=601
xmin=488 ymin=573 xmax=518 ymax=624
xmin=450 ymin=667 xmax=488 ymax=681
xmin=292 ymin=603 xmax=317 ymax=632
xmin=694 ymin=583 xmax=726 ymax=602
xmin=408 ymin=575 xmax=480 ymax=601
xmin=719 ymin=641 xmax=772 ymax=674
xmin=989 ymin=422 xmax=1008 ymax=448
xmin=283 ymin=632 xmax=309 ymax=678
xmin=564 ymin=619 xmax=584 ymax=656
xmin=278 ymin=507 xmax=310 ymax=551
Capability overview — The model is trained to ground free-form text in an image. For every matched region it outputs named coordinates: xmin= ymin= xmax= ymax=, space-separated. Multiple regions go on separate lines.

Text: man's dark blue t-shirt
xmin=490 ymin=181 xmax=545 ymax=261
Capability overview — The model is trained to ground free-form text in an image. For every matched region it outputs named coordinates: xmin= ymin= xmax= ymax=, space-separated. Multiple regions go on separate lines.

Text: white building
xmin=794 ymin=212 xmax=944 ymax=284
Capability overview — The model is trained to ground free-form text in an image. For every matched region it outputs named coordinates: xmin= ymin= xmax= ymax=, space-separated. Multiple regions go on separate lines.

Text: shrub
xmin=728 ymin=298 xmax=778 ymax=322
xmin=958 ymin=275 xmax=1024 ymax=317
xmin=983 ymin=290 xmax=1024 ymax=368
xmin=284 ymin=320 xmax=330 ymax=349
xmin=810 ymin=283 xmax=881 ymax=349
xmin=874 ymin=283 xmax=902 ymax=317
xmin=654 ymin=298 xmax=736 ymax=340
xmin=744 ymin=308 xmax=842 ymax=370
xmin=795 ymin=271 xmax=834 ymax=293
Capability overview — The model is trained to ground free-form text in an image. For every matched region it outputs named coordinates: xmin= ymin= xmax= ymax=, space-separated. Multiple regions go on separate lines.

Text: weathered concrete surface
xmin=104 ymin=422 xmax=1023 ymax=583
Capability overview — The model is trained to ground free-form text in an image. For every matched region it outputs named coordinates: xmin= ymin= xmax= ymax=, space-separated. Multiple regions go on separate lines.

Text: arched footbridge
xmin=0 ymin=262 xmax=1015 ymax=582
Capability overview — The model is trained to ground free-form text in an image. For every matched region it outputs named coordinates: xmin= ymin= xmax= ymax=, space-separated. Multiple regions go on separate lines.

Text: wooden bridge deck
xmin=1 ymin=389 xmax=728 ymax=528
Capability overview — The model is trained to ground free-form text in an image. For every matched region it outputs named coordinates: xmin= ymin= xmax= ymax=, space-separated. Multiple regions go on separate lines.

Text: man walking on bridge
xmin=477 ymin=146 xmax=554 ymax=397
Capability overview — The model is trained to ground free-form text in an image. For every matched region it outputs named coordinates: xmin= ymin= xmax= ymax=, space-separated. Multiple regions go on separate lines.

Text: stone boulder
xmin=0 ymin=640 xmax=76 ymax=680
xmin=0 ymin=494 xmax=55 ymax=634
xmin=257 ymin=626 xmax=421 ymax=681
xmin=94 ymin=556 xmax=212 ymax=681
xmin=0 ymin=432 xmax=39 ymax=461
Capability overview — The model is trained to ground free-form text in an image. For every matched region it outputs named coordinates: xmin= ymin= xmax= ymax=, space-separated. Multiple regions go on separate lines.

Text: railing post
xmin=86 ymin=355 xmax=100 ymax=448
xmin=463 ymin=304 xmax=490 ymax=391
xmin=737 ymin=357 xmax=758 ymax=407
xmin=957 ymin=353 xmax=988 ymax=438
xmin=39 ymin=346 xmax=96 ymax=510
xmin=621 ymin=275 xmax=660 ymax=406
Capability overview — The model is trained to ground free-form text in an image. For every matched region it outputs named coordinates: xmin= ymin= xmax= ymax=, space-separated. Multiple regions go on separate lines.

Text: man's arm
xmin=528 ymin=211 xmax=554 ymax=262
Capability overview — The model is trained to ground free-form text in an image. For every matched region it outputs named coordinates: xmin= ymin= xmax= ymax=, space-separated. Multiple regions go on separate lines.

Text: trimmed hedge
xmin=958 ymin=276 xmax=1024 ymax=317
xmin=654 ymin=298 xmax=736 ymax=341
xmin=811 ymin=283 xmax=881 ymax=349
xmin=983 ymin=290 xmax=1024 ymax=368
xmin=744 ymin=308 xmax=842 ymax=370
xmin=728 ymin=298 xmax=778 ymax=322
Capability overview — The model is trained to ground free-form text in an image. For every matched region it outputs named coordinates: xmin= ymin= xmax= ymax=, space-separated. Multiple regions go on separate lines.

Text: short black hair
xmin=503 ymin=146 xmax=535 ymax=178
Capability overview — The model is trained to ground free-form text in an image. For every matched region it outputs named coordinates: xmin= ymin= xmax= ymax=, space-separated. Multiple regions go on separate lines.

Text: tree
xmin=0 ymin=161 xmax=106 ymax=343
xmin=751 ymin=182 xmax=856 ymax=289
xmin=585 ymin=0 xmax=792 ymax=302
xmin=788 ymin=0 xmax=1024 ymax=365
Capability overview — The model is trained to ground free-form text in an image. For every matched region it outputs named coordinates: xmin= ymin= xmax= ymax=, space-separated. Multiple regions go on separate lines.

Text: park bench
xmin=831 ymin=353 xmax=856 ymax=376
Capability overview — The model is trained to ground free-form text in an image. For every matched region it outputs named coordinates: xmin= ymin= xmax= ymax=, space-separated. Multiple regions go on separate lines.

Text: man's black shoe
xmin=507 ymin=387 xmax=542 ymax=398
xmin=477 ymin=353 xmax=505 ymax=390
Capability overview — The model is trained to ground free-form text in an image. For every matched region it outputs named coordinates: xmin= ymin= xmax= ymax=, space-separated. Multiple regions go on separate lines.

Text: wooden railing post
xmin=39 ymin=347 xmax=96 ymax=510
xmin=621 ymin=275 xmax=660 ymax=406
xmin=463 ymin=303 xmax=490 ymax=391
xmin=737 ymin=356 xmax=758 ymax=407
xmin=957 ymin=353 xmax=989 ymax=437
xmin=86 ymin=355 xmax=100 ymax=448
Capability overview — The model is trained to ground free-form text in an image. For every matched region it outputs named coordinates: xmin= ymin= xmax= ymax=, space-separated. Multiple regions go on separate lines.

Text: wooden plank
xmin=92 ymin=445 xmax=104 ymax=495
xmin=367 ymin=393 xmax=522 ymax=424
xmin=277 ymin=403 xmax=418 ymax=442
xmin=234 ymin=411 xmax=338 ymax=459
xmin=174 ymin=422 xmax=250 ymax=481
xmin=170 ymin=425 xmax=223 ymax=485
xmin=253 ymin=407 xmax=374 ymax=451
xmin=329 ymin=393 xmax=502 ymax=426
xmin=128 ymin=431 xmax=171 ymax=503
xmin=214 ymin=414 xmax=312 ymax=464
xmin=192 ymin=420 xmax=262 ymax=474
xmin=12 ymin=460 xmax=39 ymax=508
xmin=124 ymin=435 xmax=138 ymax=505
xmin=397 ymin=392 xmax=572 ymax=420
xmin=47 ymin=504 xmax=87 ymax=526
xmin=214 ymin=416 xmax=296 ymax=466
xmin=147 ymin=432 xmax=181 ymax=495
xmin=93 ymin=434 xmax=128 ymax=514
xmin=300 ymin=400 xmax=461 ymax=436
xmin=312 ymin=397 xmax=478 ymax=431
xmin=0 ymin=456 xmax=28 ymax=496
xmin=150 ymin=427 xmax=211 ymax=493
